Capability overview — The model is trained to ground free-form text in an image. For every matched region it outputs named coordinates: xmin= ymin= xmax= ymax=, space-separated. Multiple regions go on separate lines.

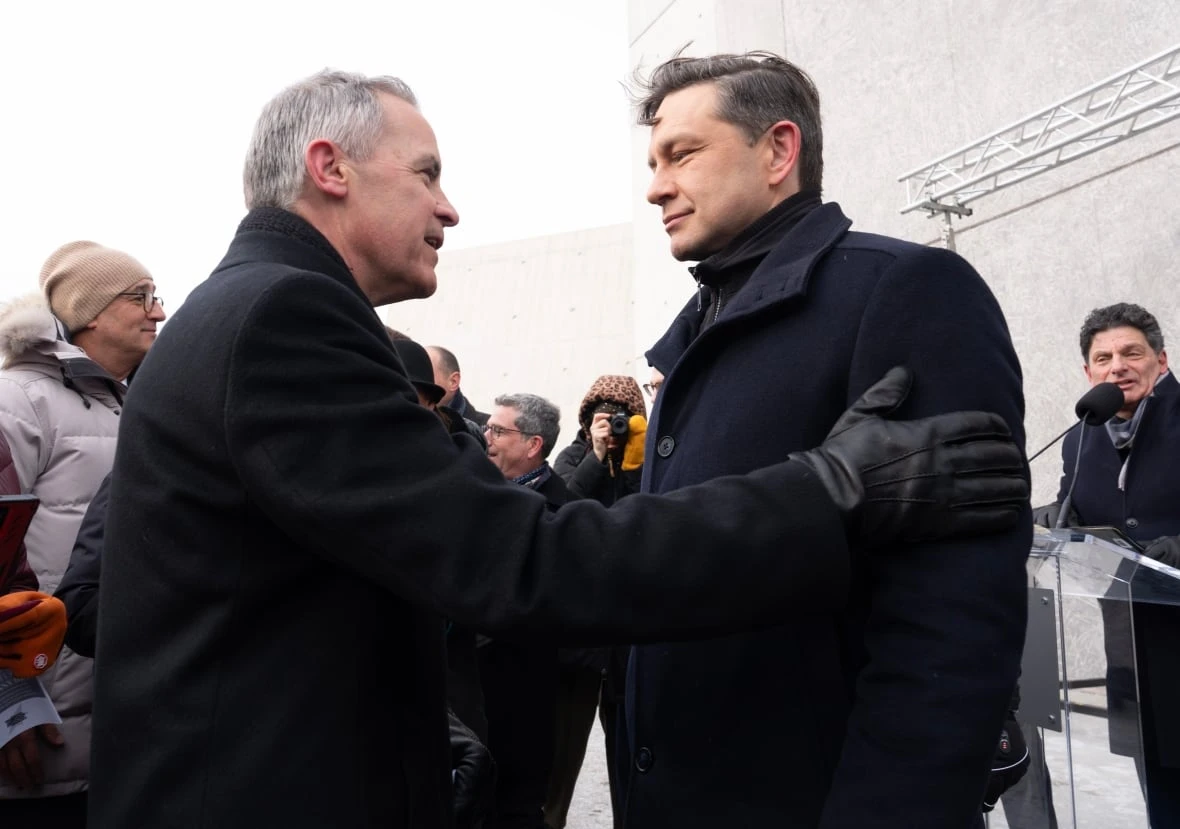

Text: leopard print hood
xmin=577 ymin=374 xmax=647 ymax=433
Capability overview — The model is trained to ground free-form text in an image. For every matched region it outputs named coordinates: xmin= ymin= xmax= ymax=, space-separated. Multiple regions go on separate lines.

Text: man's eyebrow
xmin=647 ymin=130 xmax=696 ymax=169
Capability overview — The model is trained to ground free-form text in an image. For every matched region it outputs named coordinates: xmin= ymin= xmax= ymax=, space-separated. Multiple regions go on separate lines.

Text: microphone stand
xmin=1055 ymin=422 xmax=1087 ymax=529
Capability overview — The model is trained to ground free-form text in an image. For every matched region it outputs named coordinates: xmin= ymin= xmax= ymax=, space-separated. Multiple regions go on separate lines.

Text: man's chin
xmin=669 ymin=235 xmax=714 ymax=263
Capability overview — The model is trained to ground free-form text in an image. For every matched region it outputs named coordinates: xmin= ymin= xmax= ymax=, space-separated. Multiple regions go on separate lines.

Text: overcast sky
xmin=1 ymin=0 xmax=633 ymax=306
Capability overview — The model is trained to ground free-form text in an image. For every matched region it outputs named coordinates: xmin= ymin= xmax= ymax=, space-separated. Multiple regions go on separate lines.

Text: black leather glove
xmin=982 ymin=711 xmax=1030 ymax=812
xmin=1144 ymin=535 xmax=1180 ymax=568
xmin=1031 ymin=501 xmax=1078 ymax=529
xmin=790 ymin=366 xmax=1028 ymax=546
xmin=449 ymin=709 xmax=495 ymax=829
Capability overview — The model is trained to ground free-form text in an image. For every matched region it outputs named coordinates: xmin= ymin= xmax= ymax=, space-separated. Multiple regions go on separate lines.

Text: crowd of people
xmin=1 ymin=46 xmax=1168 ymax=829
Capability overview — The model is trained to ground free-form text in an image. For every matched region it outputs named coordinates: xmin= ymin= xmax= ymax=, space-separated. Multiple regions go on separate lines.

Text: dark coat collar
xmin=647 ymin=202 xmax=853 ymax=372
xmin=217 ymin=208 xmax=369 ymax=308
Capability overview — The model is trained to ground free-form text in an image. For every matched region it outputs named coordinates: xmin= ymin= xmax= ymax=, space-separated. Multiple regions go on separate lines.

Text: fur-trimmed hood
xmin=0 ymin=293 xmax=76 ymax=367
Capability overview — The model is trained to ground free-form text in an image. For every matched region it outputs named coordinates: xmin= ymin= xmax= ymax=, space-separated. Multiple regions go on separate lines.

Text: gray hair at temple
xmin=632 ymin=49 xmax=824 ymax=194
xmin=243 ymin=69 xmax=418 ymax=210
xmin=1079 ymin=302 xmax=1165 ymax=362
xmin=495 ymin=393 xmax=562 ymax=459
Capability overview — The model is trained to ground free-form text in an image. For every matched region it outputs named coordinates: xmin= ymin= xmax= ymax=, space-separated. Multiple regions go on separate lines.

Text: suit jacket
xmin=88 ymin=208 xmax=854 ymax=829
xmin=630 ymin=202 xmax=1031 ymax=829
xmin=1057 ymin=371 xmax=1180 ymax=767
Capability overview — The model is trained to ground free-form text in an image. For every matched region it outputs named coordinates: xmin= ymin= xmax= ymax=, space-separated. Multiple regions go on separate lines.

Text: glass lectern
xmin=989 ymin=528 xmax=1180 ymax=829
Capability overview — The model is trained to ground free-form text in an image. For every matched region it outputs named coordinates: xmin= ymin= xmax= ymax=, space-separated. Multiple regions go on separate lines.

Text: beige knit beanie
xmin=38 ymin=241 xmax=153 ymax=333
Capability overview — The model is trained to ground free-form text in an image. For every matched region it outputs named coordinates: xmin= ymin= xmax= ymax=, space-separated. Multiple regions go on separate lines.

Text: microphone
xmin=1075 ymin=382 xmax=1125 ymax=425
xmin=1055 ymin=383 xmax=1124 ymax=528
xmin=1027 ymin=382 xmax=1125 ymax=463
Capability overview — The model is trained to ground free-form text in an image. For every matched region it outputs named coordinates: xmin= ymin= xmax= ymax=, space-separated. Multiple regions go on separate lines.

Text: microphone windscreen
xmin=1075 ymin=382 xmax=1124 ymax=425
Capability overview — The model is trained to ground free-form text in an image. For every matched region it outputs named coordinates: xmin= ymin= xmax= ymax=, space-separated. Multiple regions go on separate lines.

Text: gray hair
xmin=495 ymin=393 xmax=562 ymax=459
xmin=1079 ymin=302 xmax=1165 ymax=361
xmin=633 ymin=50 xmax=824 ymax=194
xmin=243 ymin=69 xmax=418 ymax=210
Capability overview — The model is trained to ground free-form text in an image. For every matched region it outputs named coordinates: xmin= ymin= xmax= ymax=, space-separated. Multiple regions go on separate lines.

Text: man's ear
xmin=305 ymin=138 xmax=349 ymax=199
xmin=1158 ymin=349 xmax=1169 ymax=375
xmin=766 ymin=120 xmax=802 ymax=188
xmin=527 ymin=435 xmax=544 ymax=461
xmin=1083 ymin=362 xmax=1093 ymax=384
xmin=448 ymin=371 xmax=461 ymax=392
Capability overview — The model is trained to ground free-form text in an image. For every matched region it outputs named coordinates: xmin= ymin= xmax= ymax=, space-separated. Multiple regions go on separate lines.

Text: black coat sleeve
xmin=55 ymin=472 xmax=111 ymax=657
xmin=551 ymin=439 xmax=586 ymax=483
xmin=224 ymin=273 xmax=853 ymax=646
xmin=819 ymin=246 xmax=1032 ymax=829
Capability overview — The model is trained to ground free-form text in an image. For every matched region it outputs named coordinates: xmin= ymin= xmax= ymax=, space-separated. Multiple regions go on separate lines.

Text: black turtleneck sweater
xmin=692 ymin=190 xmax=821 ymax=335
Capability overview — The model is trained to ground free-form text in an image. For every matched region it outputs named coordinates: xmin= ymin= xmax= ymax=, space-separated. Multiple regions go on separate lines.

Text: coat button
xmin=635 ymin=746 xmax=654 ymax=772
xmin=1126 ymin=517 xmax=1140 ymax=529
xmin=656 ymin=436 xmax=675 ymax=458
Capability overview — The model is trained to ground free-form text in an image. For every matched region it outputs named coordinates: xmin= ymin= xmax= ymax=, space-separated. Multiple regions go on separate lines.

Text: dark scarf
xmin=691 ymin=190 xmax=822 ymax=332
xmin=513 ymin=462 xmax=552 ymax=489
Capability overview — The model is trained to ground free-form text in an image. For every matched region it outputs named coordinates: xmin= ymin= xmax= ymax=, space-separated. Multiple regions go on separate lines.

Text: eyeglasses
xmin=117 ymin=291 xmax=164 ymax=313
xmin=642 ymin=381 xmax=663 ymax=398
xmin=483 ymin=424 xmax=535 ymax=440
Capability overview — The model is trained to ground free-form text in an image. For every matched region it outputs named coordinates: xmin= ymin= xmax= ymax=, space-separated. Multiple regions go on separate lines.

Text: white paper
xmin=0 ymin=668 xmax=61 ymax=748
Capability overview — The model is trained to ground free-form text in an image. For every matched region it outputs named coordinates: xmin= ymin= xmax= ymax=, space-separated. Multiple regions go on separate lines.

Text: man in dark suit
xmin=428 ymin=345 xmax=490 ymax=427
xmin=625 ymin=51 xmax=1032 ymax=828
xmin=480 ymin=393 xmax=570 ymax=829
xmin=1049 ymin=302 xmax=1180 ymax=826
xmin=87 ymin=68 xmax=1027 ymax=828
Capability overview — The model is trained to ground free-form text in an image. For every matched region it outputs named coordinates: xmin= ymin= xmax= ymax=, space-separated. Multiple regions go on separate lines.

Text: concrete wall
xmin=384 ymin=223 xmax=636 ymax=452
xmin=628 ymin=0 xmax=1180 ymax=504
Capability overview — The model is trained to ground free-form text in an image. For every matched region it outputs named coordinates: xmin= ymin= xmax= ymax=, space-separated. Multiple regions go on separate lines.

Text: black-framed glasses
xmin=483 ymin=424 xmax=535 ymax=440
xmin=117 ymin=291 xmax=164 ymax=313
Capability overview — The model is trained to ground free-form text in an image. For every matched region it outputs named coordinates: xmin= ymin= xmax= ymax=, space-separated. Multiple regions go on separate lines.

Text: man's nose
xmin=149 ymin=301 xmax=167 ymax=321
xmin=646 ymin=167 xmax=674 ymax=205
xmin=436 ymin=191 xmax=459 ymax=227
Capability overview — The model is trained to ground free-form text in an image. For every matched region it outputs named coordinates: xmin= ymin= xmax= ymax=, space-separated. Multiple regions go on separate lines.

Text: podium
xmin=991 ymin=528 xmax=1180 ymax=829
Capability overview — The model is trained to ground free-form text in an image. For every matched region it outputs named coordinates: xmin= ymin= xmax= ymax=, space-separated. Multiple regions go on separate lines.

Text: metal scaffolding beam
xmin=898 ymin=44 xmax=1180 ymax=229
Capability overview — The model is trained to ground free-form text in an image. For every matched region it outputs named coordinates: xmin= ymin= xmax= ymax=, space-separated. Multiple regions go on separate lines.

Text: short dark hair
xmin=428 ymin=345 xmax=460 ymax=374
xmin=495 ymin=393 xmax=561 ymax=459
xmin=1079 ymin=302 xmax=1165 ymax=361
xmin=633 ymin=50 xmax=824 ymax=194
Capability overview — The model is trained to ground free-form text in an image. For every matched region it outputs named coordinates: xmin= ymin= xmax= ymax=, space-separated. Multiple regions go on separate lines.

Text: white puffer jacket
xmin=0 ymin=294 xmax=123 ymax=798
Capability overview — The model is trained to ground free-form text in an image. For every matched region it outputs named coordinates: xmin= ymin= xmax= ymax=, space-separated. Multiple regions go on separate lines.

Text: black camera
xmin=609 ymin=412 xmax=630 ymax=436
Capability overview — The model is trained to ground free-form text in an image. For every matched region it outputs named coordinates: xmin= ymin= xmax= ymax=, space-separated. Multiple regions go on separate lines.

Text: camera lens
xmin=609 ymin=413 xmax=630 ymax=436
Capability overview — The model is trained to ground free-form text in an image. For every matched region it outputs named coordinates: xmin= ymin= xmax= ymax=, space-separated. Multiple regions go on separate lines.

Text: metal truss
xmin=898 ymin=43 xmax=1180 ymax=233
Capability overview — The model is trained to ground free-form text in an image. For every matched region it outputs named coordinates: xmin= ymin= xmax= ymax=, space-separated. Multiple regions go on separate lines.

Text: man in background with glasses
xmin=482 ymin=393 xmax=571 ymax=829
xmin=0 ymin=241 xmax=164 ymax=827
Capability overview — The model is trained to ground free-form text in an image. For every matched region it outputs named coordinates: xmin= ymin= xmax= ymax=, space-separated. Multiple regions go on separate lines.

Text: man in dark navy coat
xmin=1052 ymin=302 xmax=1180 ymax=826
xmin=86 ymin=69 xmax=1027 ymax=828
xmin=625 ymin=52 xmax=1033 ymax=828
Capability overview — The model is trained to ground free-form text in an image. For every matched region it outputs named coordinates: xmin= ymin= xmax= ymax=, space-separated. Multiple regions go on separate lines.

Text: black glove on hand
xmin=1031 ymin=501 xmax=1078 ymax=529
xmin=790 ymin=366 xmax=1028 ymax=546
xmin=1144 ymin=536 xmax=1180 ymax=569
xmin=450 ymin=710 xmax=495 ymax=829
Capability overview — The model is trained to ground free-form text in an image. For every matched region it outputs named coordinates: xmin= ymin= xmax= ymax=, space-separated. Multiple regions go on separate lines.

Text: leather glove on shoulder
xmin=1144 ymin=535 xmax=1180 ymax=569
xmin=622 ymin=415 xmax=647 ymax=471
xmin=789 ymin=366 xmax=1028 ymax=547
xmin=449 ymin=709 xmax=495 ymax=829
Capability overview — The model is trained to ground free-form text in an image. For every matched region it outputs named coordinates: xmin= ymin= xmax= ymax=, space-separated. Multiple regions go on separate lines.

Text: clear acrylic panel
xmin=988 ymin=528 xmax=1180 ymax=829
